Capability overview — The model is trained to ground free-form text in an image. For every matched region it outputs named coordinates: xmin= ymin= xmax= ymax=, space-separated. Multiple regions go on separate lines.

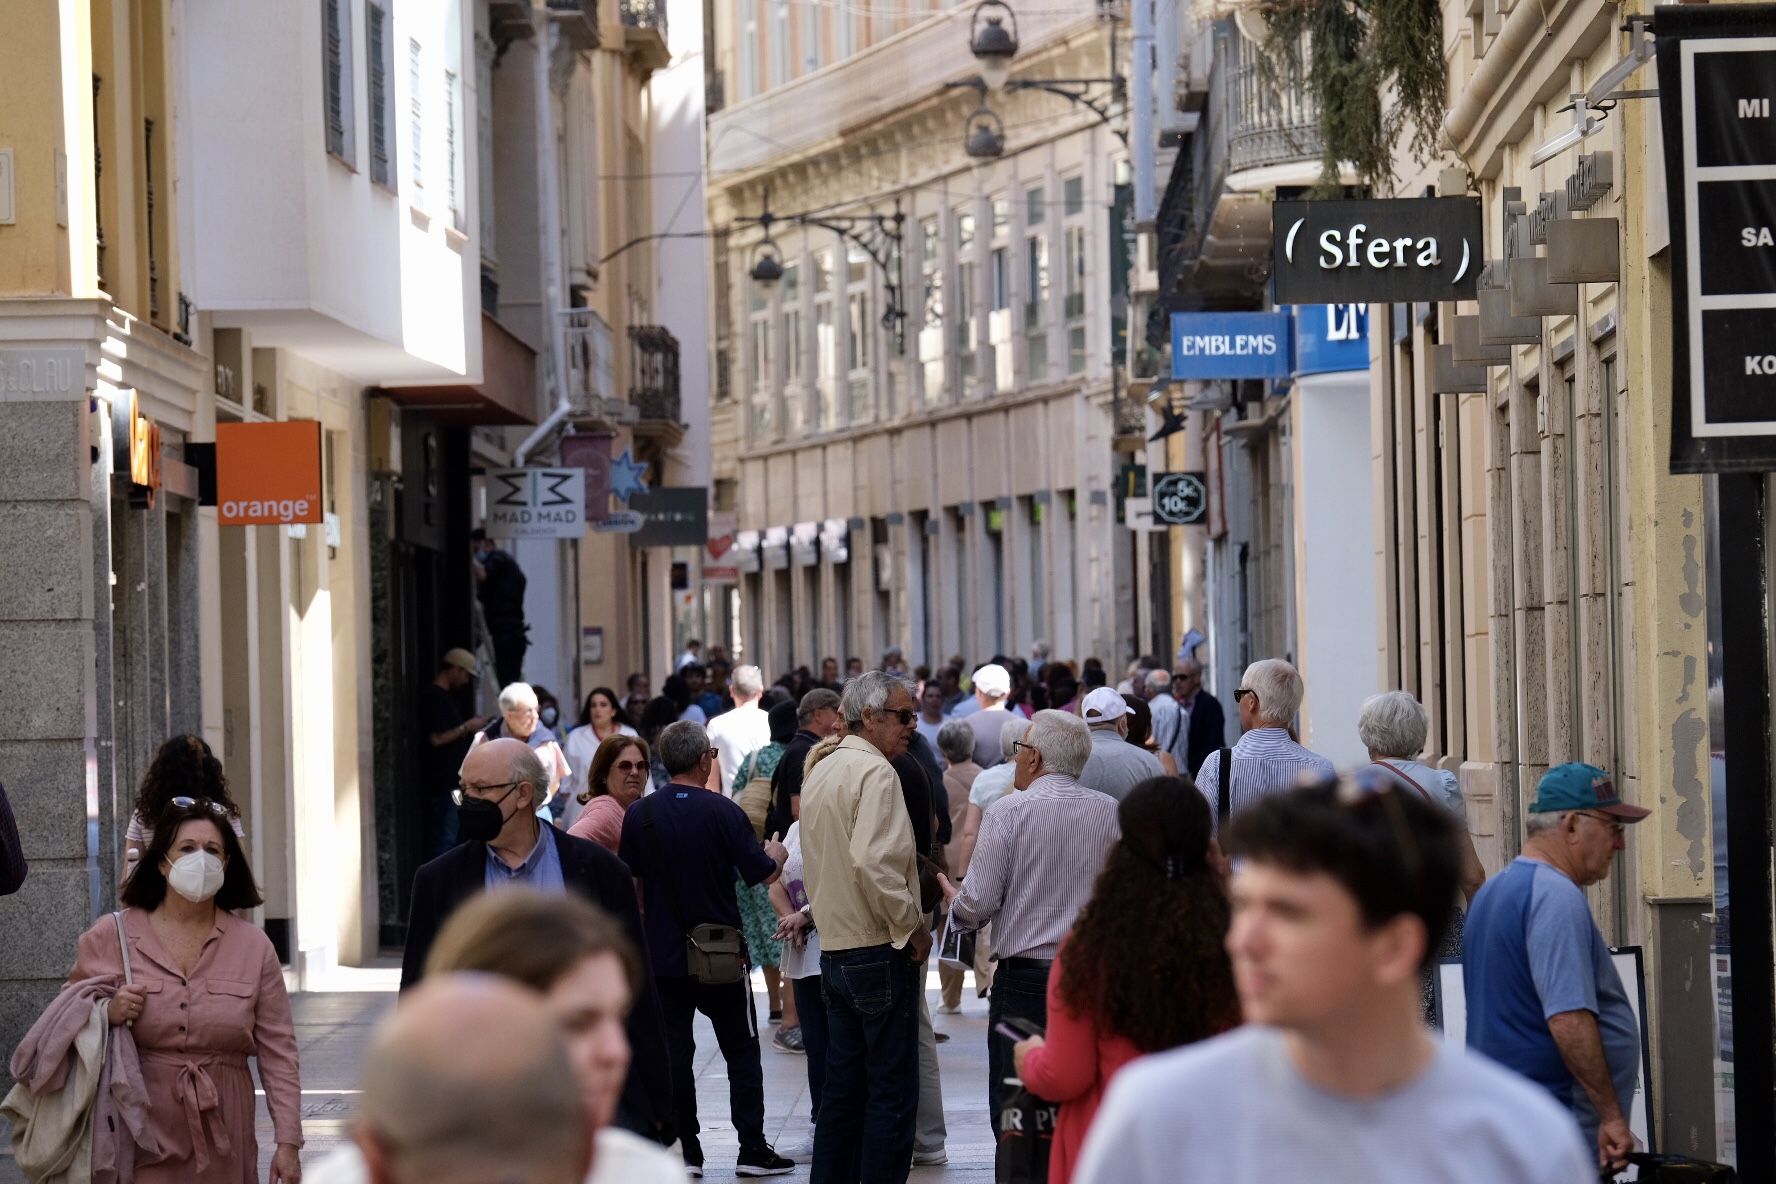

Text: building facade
xmin=706 ymin=2 xmax=1139 ymax=675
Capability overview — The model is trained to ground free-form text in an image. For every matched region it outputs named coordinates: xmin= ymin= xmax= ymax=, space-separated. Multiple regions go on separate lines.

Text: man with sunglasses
xmin=1462 ymin=762 xmax=1650 ymax=1171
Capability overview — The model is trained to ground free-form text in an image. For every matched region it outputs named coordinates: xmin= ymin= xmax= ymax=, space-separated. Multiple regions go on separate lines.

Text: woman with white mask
xmin=67 ymin=797 xmax=304 ymax=1182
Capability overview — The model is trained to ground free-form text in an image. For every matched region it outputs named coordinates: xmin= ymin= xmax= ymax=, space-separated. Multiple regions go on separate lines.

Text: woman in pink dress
xmin=74 ymin=798 xmax=303 ymax=1183
xmin=566 ymin=735 xmax=651 ymax=853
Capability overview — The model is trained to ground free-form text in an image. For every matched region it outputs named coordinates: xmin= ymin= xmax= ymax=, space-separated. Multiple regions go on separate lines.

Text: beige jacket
xmin=2 ymin=999 xmax=104 ymax=1183
xmin=800 ymin=735 xmax=923 ymax=952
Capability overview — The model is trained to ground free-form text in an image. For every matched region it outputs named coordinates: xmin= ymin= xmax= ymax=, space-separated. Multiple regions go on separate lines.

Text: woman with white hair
xmin=467 ymin=682 xmax=572 ymax=824
xmin=1358 ymin=689 xmax=1488 ymax=1023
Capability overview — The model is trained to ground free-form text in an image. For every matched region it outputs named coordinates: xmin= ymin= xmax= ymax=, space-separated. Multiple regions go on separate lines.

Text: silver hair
xmin=1145 ymin=669 xmax=1172 ymax=693
xmin=1023 ymin=709 xmax=1091 ymax=779
xmin=841 ymin=670 xmax=904 ymax=724
xmin=505 ymin=744 xmax=548 ymax=807
xmin=497 ymin=682 xmax=539 ymax=712
xmin=731 ymin=665 xmax=765 ymax=698
xmin=798 ymin=688 xmax=841 ymax=724
xmin=937 ymin=719 xmax=976 ymax=765
xmin=999 ymin=717 xmax=1031 ymax=761
xmin=1175 ymin=657 xmax=1202 ymax=677
xmin=1357 ymin=691 xmax=1431 ymax=759
xmin=656 ymin=720 xmax=712 ymax=776
xmin=1241 ymin=659 xmax=1305 ymax=726
xmin=1525 ymin=810 xmax=1570 ymax=837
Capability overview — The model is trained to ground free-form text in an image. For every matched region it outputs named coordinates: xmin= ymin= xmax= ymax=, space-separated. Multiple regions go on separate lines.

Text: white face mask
xmin=166 ymin=851 xmax=226 ymax=903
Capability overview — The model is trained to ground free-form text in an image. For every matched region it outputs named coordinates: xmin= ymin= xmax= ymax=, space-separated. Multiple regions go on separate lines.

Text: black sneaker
xmin=680 ymin=1134 xmax=704 ymax=1178
xmin=736 ymin=1144 xmax=795 ymax=1177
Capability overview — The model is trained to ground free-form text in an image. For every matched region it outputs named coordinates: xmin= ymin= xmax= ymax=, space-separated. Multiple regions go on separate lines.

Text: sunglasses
xmin=877 ymin=708 xmax=917 ymax=726
xmin=168 ymin=796 xmax=232 ymax=819
xmin=451 ymin=780 xmax=523 ymax=806
xmin=1334 ymin=777 xmax=1423 ymax=889
xmin=612 ymin=760 xmax=648 ymax=774
xmin=1233 ymin=688 xmax=1255 ymax=703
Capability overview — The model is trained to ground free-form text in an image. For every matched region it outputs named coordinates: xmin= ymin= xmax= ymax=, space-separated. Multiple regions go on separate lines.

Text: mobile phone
xmin=994 ymin=1022 xmax=1037 ymax=1043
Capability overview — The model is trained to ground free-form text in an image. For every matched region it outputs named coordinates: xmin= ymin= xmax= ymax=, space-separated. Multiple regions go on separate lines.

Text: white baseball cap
xmin=973 ymin=663 xmax=1012 ymax=698
xmin=1081 ymin=687 xmax=1130 ymax=723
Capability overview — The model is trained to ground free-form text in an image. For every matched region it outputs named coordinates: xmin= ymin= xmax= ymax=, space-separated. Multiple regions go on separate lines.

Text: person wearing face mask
xmin=465 ymin=682 xmax=572 ymax=825
xmin=63 ymin=798 xmax=303 ymax=1182
xmin=400 ymin=738 xmax=675 ymax=1148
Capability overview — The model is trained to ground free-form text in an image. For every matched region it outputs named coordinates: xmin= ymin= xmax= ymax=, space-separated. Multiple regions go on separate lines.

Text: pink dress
xmin=69 ymin=908 xmax=303 ymax=1182
xmin=567 ymin=794 xmax=629 ymax=854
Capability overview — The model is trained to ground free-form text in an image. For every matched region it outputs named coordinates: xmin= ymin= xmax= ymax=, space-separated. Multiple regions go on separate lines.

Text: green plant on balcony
xmin=1258 ymin=0 xmax=1444 ymax=191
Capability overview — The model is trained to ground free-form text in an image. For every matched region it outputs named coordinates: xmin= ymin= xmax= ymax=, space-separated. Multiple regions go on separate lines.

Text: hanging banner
xmin=1272 ymin=198 xmax=1482 ymax=304
xmin=1170 ymin=312 xmax=1292 ymax=380
xmin=1292 ymin=304 xmax=1370 ymax=376
xmin=559 ymin=431 xmax=613 ymax=523
xmin=215 ymin=420 xmax=320 ymax=525
xmin=485 ymin=468 xmax=587 ymax=539
xmin=1656 ymin=4 xmax=1776 ymax=472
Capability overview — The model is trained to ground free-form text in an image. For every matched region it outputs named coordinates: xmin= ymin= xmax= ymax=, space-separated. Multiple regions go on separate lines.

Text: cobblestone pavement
xmin=2 ymin=965 xmax=997 ymax=1182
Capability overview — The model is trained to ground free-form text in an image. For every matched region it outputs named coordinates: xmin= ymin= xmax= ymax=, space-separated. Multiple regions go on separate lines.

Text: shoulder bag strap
xmin=1217 ymin=747 xmax=1233 ymax=828
xmin=638 ymin=797 xmax=694 ymax=943
xmin=113 ymin=910 xmax=132 ymax=986
xmin=1372 ymin=760 xmax=1437 ymax=804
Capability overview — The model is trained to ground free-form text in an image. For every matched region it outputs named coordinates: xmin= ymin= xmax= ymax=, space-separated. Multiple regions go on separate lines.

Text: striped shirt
xmin=1193 ymin=727 xmax=1337 ymax=833
xmin=950 ymin=773 xmax=1121 ymax=960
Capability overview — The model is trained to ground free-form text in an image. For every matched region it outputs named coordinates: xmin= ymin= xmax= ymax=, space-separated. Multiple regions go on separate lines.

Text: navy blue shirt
xmin=620 ymin=783 xmax=778 ymax=977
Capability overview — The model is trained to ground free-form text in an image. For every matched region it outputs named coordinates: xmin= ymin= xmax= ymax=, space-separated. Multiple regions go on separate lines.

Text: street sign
xmin=1151 ymin=472 xmax=1209 ymax=526
xmin=1272 ymin=198 xmax=1483 ymax=304
xmin=1656 ymin=5 xmax=1776 ymax=471
xmin=1291 ymin=304 xmax=1370 ymax=375
xmin=593 ymin=509 xmax=643 ymax=533
xmin=1170 ymin=311 xmax=1292 ymax=380
xmin=629 ymin=486 xmax=708 ymax=547
xmin=485 ymin=468 xmax=587 ymax=539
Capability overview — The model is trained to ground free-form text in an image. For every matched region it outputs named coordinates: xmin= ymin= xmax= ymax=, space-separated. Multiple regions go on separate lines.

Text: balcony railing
xmin=618 ymin=0 xmax=666 ymax=36
xmin=1225 ymin=31 xmax=1322 ymax=175
xmin=563 ymin=308 xmax=634 ymax=424
xmin=629 ymin=324 xmax=681 ymax=424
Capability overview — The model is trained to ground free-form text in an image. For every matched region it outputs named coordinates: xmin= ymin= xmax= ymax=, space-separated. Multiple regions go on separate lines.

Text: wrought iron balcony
xmin=619 ymin=0 xmax=666 ymax=36
xmin=546 ymin=0 xmax=600 ymax=50
xmin=628 ymin=324 xmax=681 ymax=425
xmin=1225 ymin=32 xmax=1322 ymax=177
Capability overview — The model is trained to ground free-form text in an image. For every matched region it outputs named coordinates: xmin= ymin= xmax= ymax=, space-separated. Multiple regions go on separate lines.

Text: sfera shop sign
xmin=111 ymin=391 xmax=163 ymax=508
xmin=1272 ymin=197 xmax=1483 ymax=304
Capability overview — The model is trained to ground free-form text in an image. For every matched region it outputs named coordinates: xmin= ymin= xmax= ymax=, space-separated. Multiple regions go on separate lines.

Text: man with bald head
xmin=401 ymin=737 xmax=675 ymax=1144
xmin=356 ymin=974 xmax=591 ymax=1184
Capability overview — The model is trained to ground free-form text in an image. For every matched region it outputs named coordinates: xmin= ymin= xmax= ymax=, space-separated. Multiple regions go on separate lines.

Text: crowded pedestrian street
xmin=2 ymin=0 xmax=1774 ymax=1181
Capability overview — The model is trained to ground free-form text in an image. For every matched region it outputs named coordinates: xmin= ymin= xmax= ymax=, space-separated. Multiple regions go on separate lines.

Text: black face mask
xmin=458 ymin=784 xmax=522 ymax=844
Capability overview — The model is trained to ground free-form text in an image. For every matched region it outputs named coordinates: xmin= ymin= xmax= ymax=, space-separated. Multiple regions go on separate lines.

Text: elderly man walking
xmin=1077 ymin=687 xmax=1165 ymax=802
xmin=1174 ymin=658 xmax=1225 ymax=777
xmin=1144 ymin=669 xmax=1183 ymax=759
xmin=621 ymin=721 xmax=792 ymax=1178
xmin=709 ymin=664 xmax=772 ymax=792
xmin=1462 ymin=763 xmax=1649 ymax=1171
xmin=800 ymin=672 xmax=929 ymax=1184
xmin=964 ymin=663 xmax=1018 ymax=767
xmin=1192 ymin=659 xmax=1334 ymax=830
xmin=946 ymin=709 xmax=1121 ymax=1123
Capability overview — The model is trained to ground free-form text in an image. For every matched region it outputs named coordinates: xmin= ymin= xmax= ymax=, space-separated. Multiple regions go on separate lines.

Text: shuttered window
xmin=444 ymin=69 xmax=461 ymax=229
xmin=409 ymin=39 xmax=423 ymax=191
xmin=322 ymin=0 xmax=354 ymax=162
xmin=367 ymin=3 xmax=392 ymax=185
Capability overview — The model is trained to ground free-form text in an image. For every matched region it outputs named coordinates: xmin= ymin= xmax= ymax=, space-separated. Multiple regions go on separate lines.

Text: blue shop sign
xmin=1292 ymin=303 xmax=1370 ymax=375
xmin=1171 ymin=312 xmax=1293 ymax=380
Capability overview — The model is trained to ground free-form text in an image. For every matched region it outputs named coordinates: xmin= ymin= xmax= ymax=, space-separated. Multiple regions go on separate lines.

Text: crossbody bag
xmin=638 ymin=798 xmax=749 ymax=986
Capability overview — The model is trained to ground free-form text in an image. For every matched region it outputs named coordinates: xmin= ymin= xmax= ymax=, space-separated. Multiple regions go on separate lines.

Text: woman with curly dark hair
xmin=124 ymin=734 xmax=246 ymax=875
xmin=1012 ymin=776 xmax=1240 ymax=1184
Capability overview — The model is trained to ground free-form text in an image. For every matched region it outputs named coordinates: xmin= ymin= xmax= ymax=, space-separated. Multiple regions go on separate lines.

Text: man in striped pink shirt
xmin=945 ymin=709 xmax=1121 ymax=1123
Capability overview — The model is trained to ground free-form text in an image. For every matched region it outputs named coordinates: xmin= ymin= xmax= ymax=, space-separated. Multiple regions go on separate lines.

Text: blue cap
xmin=1531 ymin=762 xmax=1650 ymax=821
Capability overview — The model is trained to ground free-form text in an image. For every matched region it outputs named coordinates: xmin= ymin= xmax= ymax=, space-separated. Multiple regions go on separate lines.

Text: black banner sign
xmin=1658 ymin=4 xmax=1776 ymax=472
xmin=1272 ymin=198 xmax=1483 ymax=304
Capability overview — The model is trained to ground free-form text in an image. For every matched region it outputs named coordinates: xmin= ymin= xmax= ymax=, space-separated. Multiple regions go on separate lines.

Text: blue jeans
xmin=812 ymin=945 xmax=921 ymax=1184
xmin=430 ymin=789 xmax=460 ymax=859
xmin=792 ymin=974 xmax=828 ymax=1123
xmin=987 ymin=957 xmax=1052 ymax=1127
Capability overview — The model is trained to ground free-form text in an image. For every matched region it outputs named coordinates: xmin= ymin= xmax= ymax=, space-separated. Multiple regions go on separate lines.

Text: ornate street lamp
xmin=945 ymin=1 xmax=1128 ymax=152
xmin=738 ymin=188 xmax=910 ymax=351
xmin=964 ymin=106 xmax=1008 ymax=160
xmin=969 ymin=0 xmax=1019 ymax=91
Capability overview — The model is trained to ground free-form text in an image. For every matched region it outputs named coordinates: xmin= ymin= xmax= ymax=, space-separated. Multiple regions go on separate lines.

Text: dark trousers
xmin=812 ymin=945 xmax=921 ymax=1184
xmin=793 ymin=974 xmax=828 ymax=1124
xmin=429 ymin=788 xmax=459 ymax=859
xmin=987 ymin=957 xmax=1052 ymax=1126
xmin=489 ymin=626 xmax=528 ymax=687
xmin=655 ymin=974 xmax=767 ymax=1149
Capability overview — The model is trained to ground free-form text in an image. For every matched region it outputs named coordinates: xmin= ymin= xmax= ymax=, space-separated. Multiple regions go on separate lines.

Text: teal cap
xmin=1531 ymin=762 xmax=1650 ymax=821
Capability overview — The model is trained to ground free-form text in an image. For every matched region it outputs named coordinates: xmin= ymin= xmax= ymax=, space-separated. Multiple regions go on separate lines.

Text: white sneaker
xmin=776 ymin=1136 xmax=815 ymax=1162
xmin=936 ymin=1002 xmax=962 ymax=1015
xmin=912 ymin=1147 xmax=949 ymax=1166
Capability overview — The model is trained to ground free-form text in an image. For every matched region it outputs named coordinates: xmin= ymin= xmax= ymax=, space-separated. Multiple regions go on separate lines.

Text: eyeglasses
xmin=1013 ymin=740 xmax=1038 ymax=759
xmin=168 ymin=796 xmax=231 ymax=819
xmin=1233 ymin=688 xmax=1255 ymax=703
xmin=452 ymin=780 xmax=523 ymax=806
xmin=1575 ymin=811 xmax=1626 ymax=837
xmin=612 ymin=760 xmax=648 ymax=774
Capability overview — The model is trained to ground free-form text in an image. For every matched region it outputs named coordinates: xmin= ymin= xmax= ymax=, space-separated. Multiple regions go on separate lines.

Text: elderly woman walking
xmin=566 ymin=735 xmax=651 ymax=854
xmin=468 ymin=681 xmax=572 ymax=823
xmin=1357 ymin=690 xmax=1488 ymax=1022
xmin=733 ymin=701 xmax=802 ymax=1050
xmin=935 ymin=720 xmax=980 ymax=1015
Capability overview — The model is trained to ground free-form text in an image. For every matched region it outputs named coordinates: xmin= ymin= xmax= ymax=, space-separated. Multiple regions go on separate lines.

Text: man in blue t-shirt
xmin=621 ymin=719 xmax=791 ymax=1178
xmin=1463 ymin=762 xmax=1649 ymax=1171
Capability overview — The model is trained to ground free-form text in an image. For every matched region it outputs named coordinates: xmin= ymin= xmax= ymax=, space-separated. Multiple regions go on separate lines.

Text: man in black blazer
xmin=1176 ymin=659 xmax=1229 ymax=778
xmin=400 ymin=738 xmax=673 ymax=1143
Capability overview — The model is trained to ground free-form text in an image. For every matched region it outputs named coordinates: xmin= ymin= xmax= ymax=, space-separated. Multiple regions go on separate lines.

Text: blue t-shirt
xmin=1462 ymin=857 xmax=1639 ymax=1133
xmin=619 ymin=783 xmax=777 ymax=978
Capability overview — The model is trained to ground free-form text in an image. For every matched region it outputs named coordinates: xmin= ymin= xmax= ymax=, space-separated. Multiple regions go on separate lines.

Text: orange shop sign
xmin=215 ymin=421 xmax=324 ymax=526
xmin=111 ymin=391 xmax=163 ymax=508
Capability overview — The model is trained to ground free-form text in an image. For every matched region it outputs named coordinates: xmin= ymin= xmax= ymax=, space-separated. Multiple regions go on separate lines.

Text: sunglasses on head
xmin=168 ymin=796 xmax=231 ymax=819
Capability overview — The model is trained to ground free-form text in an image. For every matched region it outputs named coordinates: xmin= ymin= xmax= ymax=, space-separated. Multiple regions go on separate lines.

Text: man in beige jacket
xmin=800 ymin=670 xmax=927 ymax=1184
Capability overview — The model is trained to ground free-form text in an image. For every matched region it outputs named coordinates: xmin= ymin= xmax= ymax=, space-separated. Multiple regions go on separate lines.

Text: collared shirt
xmin=1192 ymin=727 xmax=1336 ymax=833
xmin=708 ymin=701 xmax=772 ymax=792
xmin=1078 ymin=727 xmax=1165 ymax=803
xmin=484 ymin=820 xmax=566 ymax=893
xmin=952 ymin=772 xmax=1121 ymax=960
xmin=1148 ymin=693 xmax=1183 ymax=758
xmin=800 ymin=735 xmax=923 ymax=953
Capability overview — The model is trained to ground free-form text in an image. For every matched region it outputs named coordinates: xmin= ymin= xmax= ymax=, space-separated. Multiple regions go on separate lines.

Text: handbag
xmin=638 ymin=799 xmax=749 ymax=986
xmin=1613 ymin=1153 xmax=1738 ymax=1183
xmin=994 ymin=1016 xmax=1056 ymax=1184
